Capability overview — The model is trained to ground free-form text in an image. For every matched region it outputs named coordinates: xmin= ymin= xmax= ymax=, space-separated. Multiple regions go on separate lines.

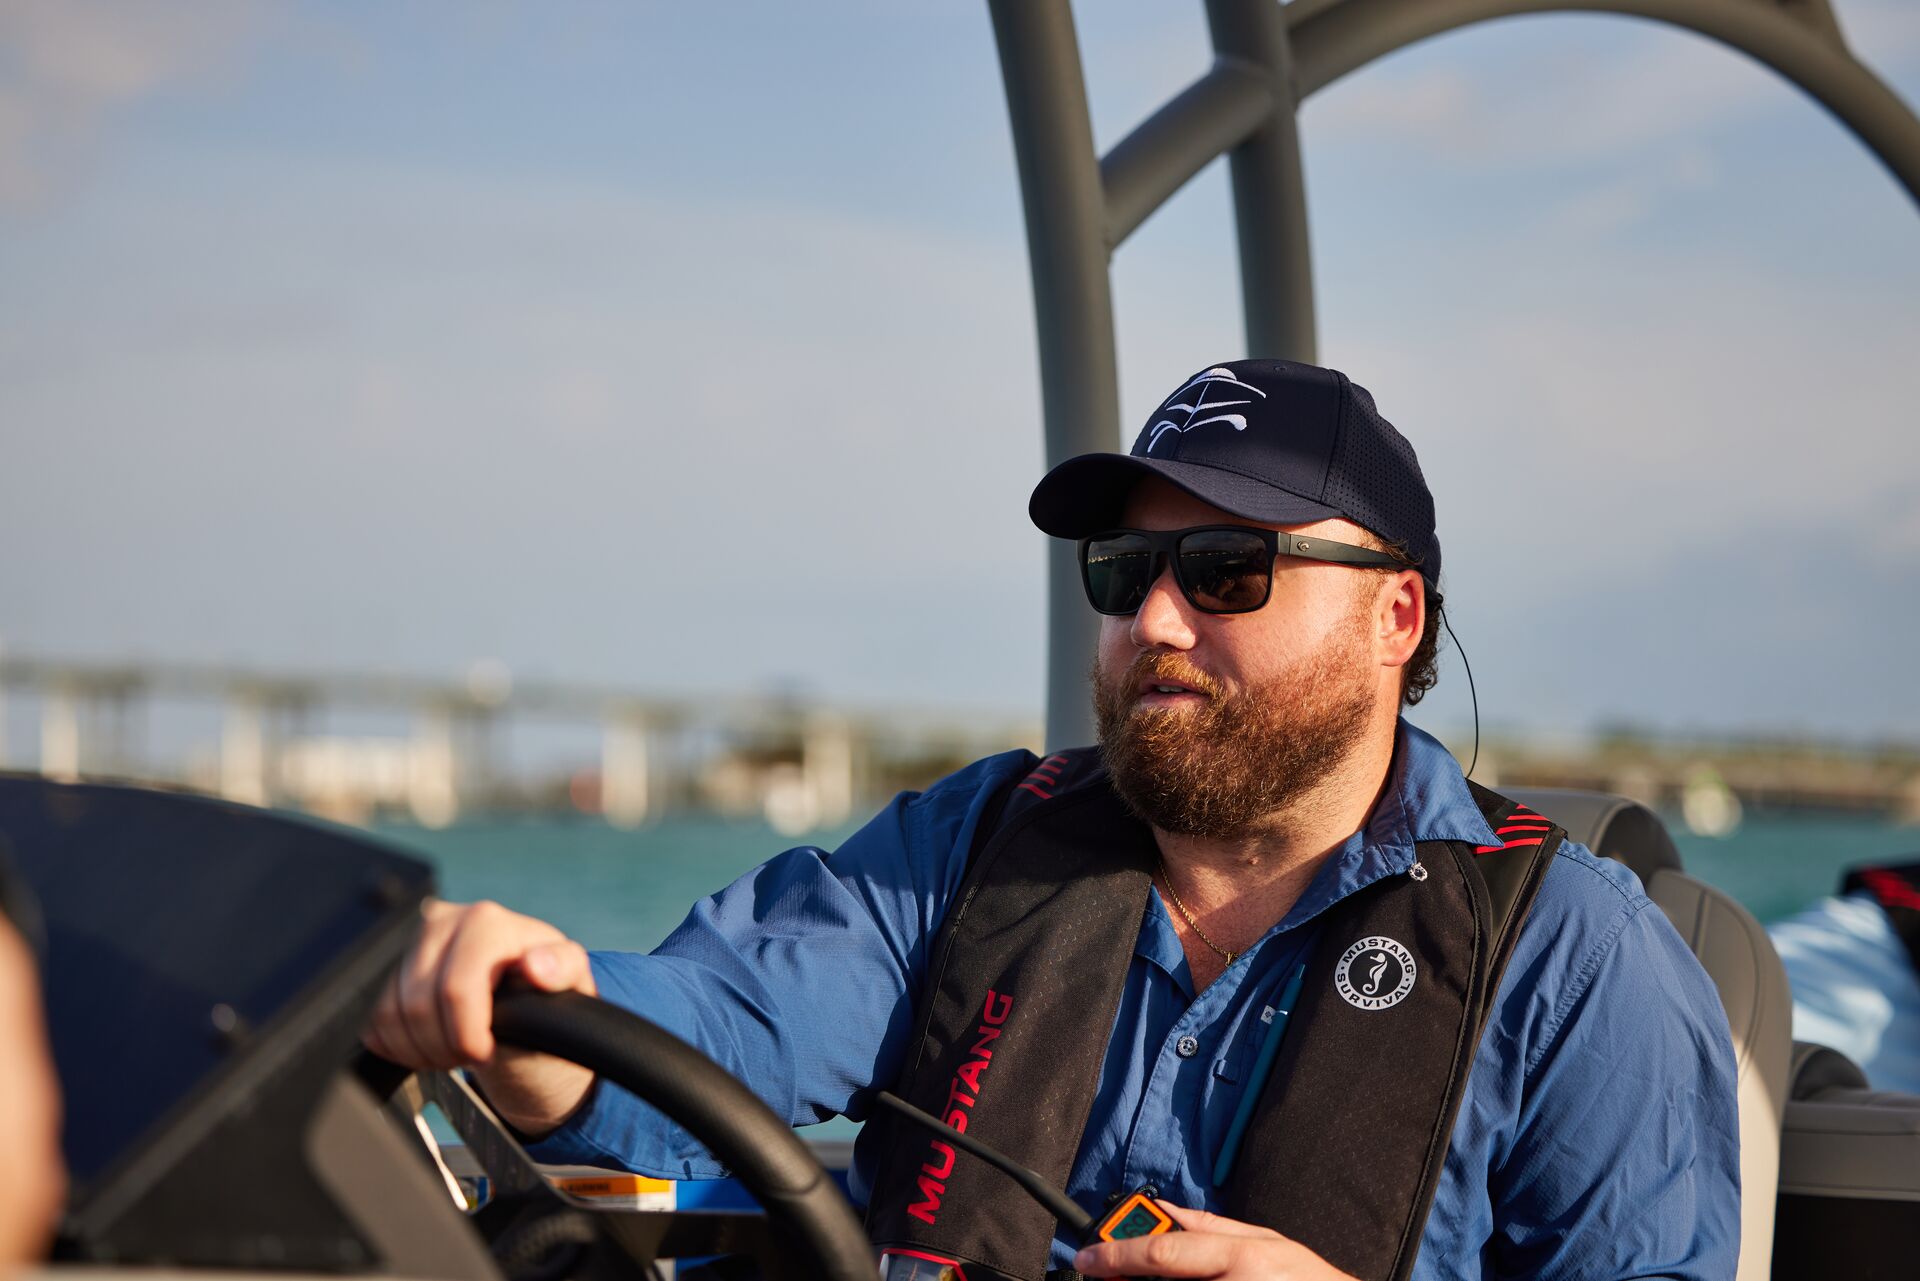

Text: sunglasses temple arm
xmin=1280 ymin=536 xmax=1402 ymax=569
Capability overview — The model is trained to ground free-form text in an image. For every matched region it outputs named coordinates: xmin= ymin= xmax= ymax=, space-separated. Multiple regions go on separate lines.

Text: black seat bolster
xmin=1788 ymin=1041 xmax=1870 ymax=1101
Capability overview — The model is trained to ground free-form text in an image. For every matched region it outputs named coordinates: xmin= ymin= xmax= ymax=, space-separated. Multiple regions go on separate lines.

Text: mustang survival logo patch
xmin=1334 ymin=935 xmax=1417 ymax=1011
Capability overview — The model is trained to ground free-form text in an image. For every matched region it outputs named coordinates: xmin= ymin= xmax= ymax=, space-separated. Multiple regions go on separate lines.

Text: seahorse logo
xmin=1335 ymin=936 xmax=1417 ymax=1011
xmin=1142 ymin=368 xmax=1268 ymax=453
xmin=1362 ymin=952 xmax=1389 ymax=997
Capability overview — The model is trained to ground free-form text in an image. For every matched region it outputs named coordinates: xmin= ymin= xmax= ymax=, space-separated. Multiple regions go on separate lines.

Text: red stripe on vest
xmin=1475 ymin=836 xmax=1547 ymax=854
xmin=1016 ymin=754 xmax=1072 ymax=799
xmin=1863 ymin=868 xmax=1920 ymax=913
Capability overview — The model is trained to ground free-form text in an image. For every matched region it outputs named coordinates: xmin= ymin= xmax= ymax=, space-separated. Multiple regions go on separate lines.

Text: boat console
xmin=0 ymin=777 xmax=870 ymax=1281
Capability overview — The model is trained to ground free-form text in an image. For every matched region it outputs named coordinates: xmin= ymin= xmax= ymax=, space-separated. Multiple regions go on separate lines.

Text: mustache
xmin=1119 ymin=650 xmax=1223 ymax=700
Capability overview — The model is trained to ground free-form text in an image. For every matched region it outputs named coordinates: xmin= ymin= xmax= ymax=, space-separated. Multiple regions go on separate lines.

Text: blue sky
xmin=2 ymin=0 xmax=1918 ymax=744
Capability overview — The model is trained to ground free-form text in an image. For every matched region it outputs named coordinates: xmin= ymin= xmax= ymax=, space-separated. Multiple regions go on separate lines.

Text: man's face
xmin=1091 ymin=477 xmax=1399 ymax=838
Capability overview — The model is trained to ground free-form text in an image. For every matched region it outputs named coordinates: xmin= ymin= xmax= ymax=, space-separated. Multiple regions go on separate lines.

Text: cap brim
xmin=1029 ymin=454 xmax=1343 ymax=538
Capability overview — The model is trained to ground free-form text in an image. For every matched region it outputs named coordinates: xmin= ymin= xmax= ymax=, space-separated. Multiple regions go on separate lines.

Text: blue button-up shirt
xmin=534 ymin=721 xmax=1740 ymax=1279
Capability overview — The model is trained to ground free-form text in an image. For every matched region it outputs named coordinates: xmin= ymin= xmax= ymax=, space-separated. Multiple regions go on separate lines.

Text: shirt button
xmin=1175 ymin=1035 xmax=1200 ymax=1059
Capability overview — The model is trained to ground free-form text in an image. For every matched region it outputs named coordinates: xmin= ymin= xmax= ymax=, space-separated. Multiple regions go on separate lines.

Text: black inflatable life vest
xmin=1842 ymin=860 xmax=1920 ymax=976
xmin=864 ymin=748 xmax=1564 ymax=1281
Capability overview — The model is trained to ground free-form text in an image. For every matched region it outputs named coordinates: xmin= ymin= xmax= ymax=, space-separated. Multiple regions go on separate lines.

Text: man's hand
xmin=361 ymin=898 xmax=598 ymax=1137
xmin=1073 ymin=1204 xmax=1360 ymax=1281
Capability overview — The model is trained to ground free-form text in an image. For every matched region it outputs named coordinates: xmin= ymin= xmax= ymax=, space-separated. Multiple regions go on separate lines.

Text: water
xmin=1674 ymin=811 xmax=1919 ymax=925
xmin=370 ymin=813 xmax=869 ymax=952
xmin=375 ymin=807 xmax=1919 ymax=945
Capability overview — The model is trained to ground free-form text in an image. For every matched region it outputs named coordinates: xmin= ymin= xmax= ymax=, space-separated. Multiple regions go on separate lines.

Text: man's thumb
xmin=523 ymin=944 xmax=574 ymax=990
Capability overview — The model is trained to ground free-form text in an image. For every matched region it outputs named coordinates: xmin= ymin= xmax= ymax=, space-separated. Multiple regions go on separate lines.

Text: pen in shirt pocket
xmin=1212 ymin=960 xmax=1307 ymax=1187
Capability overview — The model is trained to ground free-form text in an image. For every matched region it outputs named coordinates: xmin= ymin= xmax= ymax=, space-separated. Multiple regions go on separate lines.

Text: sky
xmin=1 ymin=0 xmax=1918 ymax=747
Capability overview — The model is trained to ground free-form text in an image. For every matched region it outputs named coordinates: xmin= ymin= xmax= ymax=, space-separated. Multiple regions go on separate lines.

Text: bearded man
xmin=366 ymin=360 xmax=1739 ymax=1281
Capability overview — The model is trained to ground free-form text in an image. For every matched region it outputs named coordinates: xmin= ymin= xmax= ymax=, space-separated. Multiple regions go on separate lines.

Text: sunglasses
xmin=1078 ymin=525 xmax=1406 ymax=616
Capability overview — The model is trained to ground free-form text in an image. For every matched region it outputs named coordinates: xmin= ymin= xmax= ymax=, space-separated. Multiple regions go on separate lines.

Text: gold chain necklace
xmin=1156 ymin=855 xmax=1236 ymax=965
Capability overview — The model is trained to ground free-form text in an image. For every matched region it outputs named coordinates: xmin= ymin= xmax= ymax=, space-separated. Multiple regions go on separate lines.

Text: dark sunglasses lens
xmin=1178 ymin=530 xmax=1272 ymax=612
xmin=1084 ymin=534 xmax=1154 ymax=614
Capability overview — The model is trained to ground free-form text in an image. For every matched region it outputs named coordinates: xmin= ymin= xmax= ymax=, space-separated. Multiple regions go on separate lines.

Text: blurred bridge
xmin=3 ymin=651 xmax=1914 ymax=834
xmin=0 ymin=651 xmax=1038 ymax=833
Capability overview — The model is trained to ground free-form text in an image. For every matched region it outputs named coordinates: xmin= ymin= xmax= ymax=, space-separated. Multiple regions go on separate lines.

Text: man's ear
xmin=1377 ymin=570 xmax=1423 ymax=671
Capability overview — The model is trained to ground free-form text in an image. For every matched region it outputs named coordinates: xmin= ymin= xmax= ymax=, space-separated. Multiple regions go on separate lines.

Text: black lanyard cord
xmin=1440 ymin=604 xmax=1480 ymax=780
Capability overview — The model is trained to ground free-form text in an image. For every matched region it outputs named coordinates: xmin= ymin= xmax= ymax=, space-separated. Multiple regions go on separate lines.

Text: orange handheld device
xmin=1085 ymin=1186 xmax=1179 ymax=1245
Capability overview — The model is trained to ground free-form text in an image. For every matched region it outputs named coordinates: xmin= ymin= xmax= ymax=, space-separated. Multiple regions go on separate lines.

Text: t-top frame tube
xmin=990 ymin=0 xmax=1920 ymax=752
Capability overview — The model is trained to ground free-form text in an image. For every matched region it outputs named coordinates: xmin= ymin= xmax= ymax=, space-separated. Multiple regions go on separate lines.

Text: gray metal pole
xmin=1100 ymin=61 xmax=1278 ymax=249
xmin=1287 ymin=0 xmax=1920 ymax=208
xmin=990 ymin=0 xmax=1920 ymax=751
xmin=1207 ymin=0 xmax=1319 ymax=362
xmin=988 ymin=0 xmax=1118 ymax=749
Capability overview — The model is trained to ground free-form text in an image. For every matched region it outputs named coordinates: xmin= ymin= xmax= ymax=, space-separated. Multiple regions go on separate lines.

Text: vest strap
xmin=866 ymin=751 xmax=1152 ymax=1280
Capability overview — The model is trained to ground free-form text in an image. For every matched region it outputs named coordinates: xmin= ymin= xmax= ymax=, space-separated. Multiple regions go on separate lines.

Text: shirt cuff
xmin=522 ymin=1071 xmax=732 ymax=1179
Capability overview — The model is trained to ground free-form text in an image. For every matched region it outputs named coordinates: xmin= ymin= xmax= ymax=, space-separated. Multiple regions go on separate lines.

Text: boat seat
xmin=1507 ymin=788 xmax=1790 ymax=1281
xmin=1503 ymin=787 xmax=1683 ymax=883
xmin=1772 ymin=1041 xmax=1920 ymax=1277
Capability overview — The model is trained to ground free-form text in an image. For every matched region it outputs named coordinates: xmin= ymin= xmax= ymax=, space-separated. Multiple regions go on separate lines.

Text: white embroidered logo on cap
xmin=1334 ymin=935 xmax=1417 ymax=1011
xmin=1146 ymin=367 xmax=1267 ymax=452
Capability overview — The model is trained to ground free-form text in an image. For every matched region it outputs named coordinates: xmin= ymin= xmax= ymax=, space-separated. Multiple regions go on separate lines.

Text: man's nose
xmin=1128 ymin=563 xmax=1199 ymax=650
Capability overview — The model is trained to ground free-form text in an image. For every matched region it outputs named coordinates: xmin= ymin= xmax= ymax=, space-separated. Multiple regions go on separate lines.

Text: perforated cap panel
xmin=1322 ymin=376 xmax=1440 ymax=584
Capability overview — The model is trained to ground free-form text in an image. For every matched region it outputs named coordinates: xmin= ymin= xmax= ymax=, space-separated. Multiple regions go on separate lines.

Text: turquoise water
xmin=371 ymin=814 xmax=867 ymax=952
xmin=375 ymin=808 xmax=1919 ymax=944
xmin=1674 ymin=812 xmax=1919 ymax=925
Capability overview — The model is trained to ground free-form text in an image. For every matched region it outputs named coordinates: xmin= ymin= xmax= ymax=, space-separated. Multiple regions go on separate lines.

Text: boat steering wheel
xmin=391 ymin=988 xmax=876 ymax=1281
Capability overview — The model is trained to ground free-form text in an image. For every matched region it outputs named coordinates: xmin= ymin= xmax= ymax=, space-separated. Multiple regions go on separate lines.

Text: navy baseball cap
xmin=1028 ymin=359 xmax=1442 ymax=587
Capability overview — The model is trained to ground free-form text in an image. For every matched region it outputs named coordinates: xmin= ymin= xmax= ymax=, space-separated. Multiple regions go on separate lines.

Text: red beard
xmin=1092 ymin=641 xmax=1375 ymax=839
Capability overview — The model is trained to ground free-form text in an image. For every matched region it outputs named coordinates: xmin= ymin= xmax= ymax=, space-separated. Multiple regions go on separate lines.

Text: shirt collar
xmin=1277 ymin=718 xmax=1501 ymax=931
xmin=1378 ymin=718 xmax=1503 ymax=849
